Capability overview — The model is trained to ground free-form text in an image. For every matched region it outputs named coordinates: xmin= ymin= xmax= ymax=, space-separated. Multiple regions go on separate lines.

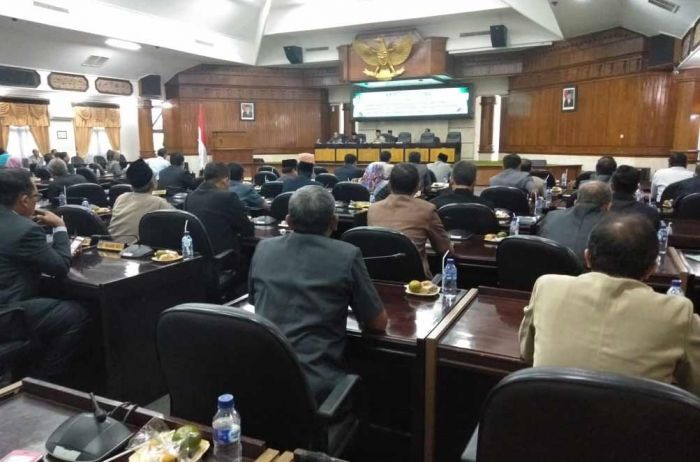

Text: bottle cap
xmin=218 ymin=394 xmax=234 ymax=409
xmin=671 ymin=279 xmax=681 ymax=286
xmin=446 ymin=258 xmax=454 ymax=264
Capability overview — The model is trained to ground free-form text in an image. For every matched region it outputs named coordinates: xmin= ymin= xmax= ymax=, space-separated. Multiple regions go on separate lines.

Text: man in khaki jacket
xmin=520 ymin=214 xmax=700 ymax=395
xmin=368 ymin=163 xmax=452 ymax=278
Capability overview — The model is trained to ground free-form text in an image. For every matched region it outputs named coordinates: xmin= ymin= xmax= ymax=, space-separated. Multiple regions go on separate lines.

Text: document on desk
xmin=685 ymin=254 xmax=700 ymax=263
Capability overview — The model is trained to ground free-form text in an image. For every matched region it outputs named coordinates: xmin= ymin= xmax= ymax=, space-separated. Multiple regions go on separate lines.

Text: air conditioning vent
xmin=648 ymin=0 xmax=680 ymax=13
xmin=82 ymin=55 xmax=109 ymax=68
xmin=33 ymin=1 xmax=70 ymax=14
xmin=459 ymin=30 xmax=491 ymax=38
xmin=305 ymin=46 xmax=329 ymax=52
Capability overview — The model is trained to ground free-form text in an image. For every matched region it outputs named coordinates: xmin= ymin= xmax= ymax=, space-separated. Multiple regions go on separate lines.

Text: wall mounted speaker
xmin=283 ymin=46 xmax=303 ymax=64
xmin=490 ymin=25 xmax=507 ymax=48
xmin=139 ymin=75 xmax=162 ymax=98
xmin=648 ymin=34 xmax=676 ymax=69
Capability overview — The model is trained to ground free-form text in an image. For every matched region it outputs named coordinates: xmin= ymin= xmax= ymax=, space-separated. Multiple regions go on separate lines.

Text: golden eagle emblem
xmin=352 ymin=36 xmax=414 ymax=81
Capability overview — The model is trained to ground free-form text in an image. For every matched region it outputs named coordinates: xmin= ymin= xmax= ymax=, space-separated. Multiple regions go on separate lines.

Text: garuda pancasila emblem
xmin=352 ymin=36 xmax=414 ymax=81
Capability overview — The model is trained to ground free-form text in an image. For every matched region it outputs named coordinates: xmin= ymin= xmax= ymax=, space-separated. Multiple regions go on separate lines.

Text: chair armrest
xmin=431 ymin=273 xmax=442 ymax=286
xmin=460 ymin=425 xmax=478 ymax=462
xmin=224 ymin=294 xmax=249 ymax=307
xmin=317 ymin=374 xmax=361 ymax=420
xmin=214 ymin=249 xmax=235 ymax=262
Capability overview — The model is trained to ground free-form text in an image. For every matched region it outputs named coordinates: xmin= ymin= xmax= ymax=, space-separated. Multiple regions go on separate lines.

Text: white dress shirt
xmin=145 ymin=156 xmax=170 ymax=179
xmin=651 ymin=166 xmax=694 ymax=202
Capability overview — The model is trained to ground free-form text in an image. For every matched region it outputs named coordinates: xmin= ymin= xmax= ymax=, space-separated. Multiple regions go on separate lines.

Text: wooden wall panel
xmin=502 ymin=73 xmax=676 ymax=156
xmin=673 ymin=69 xmax=700 ymax=151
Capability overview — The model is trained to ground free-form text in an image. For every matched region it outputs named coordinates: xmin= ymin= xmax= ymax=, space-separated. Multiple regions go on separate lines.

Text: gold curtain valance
xmin=0 ymin=102 xmax=49 ymax=127
xmin=74 ymin=105 xmax=121 ymax=128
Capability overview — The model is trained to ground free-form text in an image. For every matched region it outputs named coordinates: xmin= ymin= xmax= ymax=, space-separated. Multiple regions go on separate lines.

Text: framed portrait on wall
xmin=682 ymin=30 xmax=692 ymax=59
xmin=240 ymin=102 xmax=255 ymax=121
xmin=56 ymin=130 xmax=67 ymax=140
xmin=561 ymin=86 xmax=576 ymax=112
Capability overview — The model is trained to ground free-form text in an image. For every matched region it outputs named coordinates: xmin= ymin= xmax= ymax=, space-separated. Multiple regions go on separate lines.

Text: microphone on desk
xmin=362 ymin=252 xmax=406 ymax=261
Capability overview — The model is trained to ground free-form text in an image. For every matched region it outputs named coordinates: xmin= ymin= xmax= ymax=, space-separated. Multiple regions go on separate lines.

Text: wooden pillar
xmin=137 ymin=98 xmax=155 ymax=158
xmin=479 ymin=96 xmax=496 ymax=154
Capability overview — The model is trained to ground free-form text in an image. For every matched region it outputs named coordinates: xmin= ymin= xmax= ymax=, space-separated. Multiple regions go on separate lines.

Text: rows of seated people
xmin=2 ymin=146 xmax=700 ymax=455
xmin=327 ymin=127 xmax=459 ymax=145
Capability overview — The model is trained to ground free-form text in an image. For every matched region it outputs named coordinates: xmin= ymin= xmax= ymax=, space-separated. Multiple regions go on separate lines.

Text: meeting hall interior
xmin=3 ymin=0 xmax=700 ymax=461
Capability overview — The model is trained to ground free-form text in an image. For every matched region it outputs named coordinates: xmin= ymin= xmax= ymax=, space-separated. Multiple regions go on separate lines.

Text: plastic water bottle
xmin=58 ymin=191 xmax=67 ymax=207
xmin=212 ymin=394 xmax=242 ymax=462
xmin=544 ymin=188 xmax=552 ymax=208
xmin=442 ymin=258 xmax=458 ymax=300
xmin=181 ymin=230 xmax=194 ymax=259
xmin=635 ymin=187 xmax=644 ymax=202
xmin=81 ymin=198 xmax=90 ymax=210
xmin=658 ymin=222 xmax=668 ymax=255
xmin=667 ymin=279 xmax=684 ymax=297
xmin=535 ymin=197 xmax=544 ymax=216
xmin=560 ymin=171 xmax=568 ymax=189
xmin=509 ymin=216 xmax=520 ymax=236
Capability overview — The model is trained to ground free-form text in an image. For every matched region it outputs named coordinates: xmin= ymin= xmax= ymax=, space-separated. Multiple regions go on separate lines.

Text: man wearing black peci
xmin=334 ymin=154 xmax=364 ymax=182
xmin=0 ymin=169 xmax=88 ymax=383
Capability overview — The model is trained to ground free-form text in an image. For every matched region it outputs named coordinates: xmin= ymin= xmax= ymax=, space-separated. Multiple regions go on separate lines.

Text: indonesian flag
xmin=197 ymin=104 xmax=208 ymax=169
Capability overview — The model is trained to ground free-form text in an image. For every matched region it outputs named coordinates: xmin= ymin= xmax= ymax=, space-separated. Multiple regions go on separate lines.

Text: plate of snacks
xmin=405 ymin=280 xmax=440 ymax=297
xmin=152 ymin=250 xmax=183 ymax=263
xmin=484 ymin=231 xmax=508 ymax=243
xmin=129 ymin=420 xmax=209 ymax=462
xmin=348 ymin=201 xmax=371 ymax=210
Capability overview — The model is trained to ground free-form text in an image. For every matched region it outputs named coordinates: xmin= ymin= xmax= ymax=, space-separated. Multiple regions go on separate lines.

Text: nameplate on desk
xmin=97 ymin=240 xmax=125 ymax=252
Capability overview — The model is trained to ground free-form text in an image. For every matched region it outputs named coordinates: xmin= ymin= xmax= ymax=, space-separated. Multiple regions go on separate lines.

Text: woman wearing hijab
xmin=360 ymin=162 xmax=387 ymax=195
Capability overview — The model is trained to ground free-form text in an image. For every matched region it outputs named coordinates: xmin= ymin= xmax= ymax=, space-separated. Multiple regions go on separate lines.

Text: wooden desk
xmin=0 ymin=378 xmax=272 ymax=461
xmin=40 ymin=249 xmax=207 ymax=404
xmin=669 ymin=220 xmax=700 ymax=250
xmin=314 ymin=143 xmax=461 ymax=164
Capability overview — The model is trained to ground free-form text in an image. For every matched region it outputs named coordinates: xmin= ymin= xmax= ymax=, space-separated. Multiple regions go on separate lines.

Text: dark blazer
xmin=47 ymin=174 xmax=87 ymax=199
xmin=430 ymin=188 xmax=494 ymax=210
xmin=611 ymin=192 xmax=661 ymax=230
xmin=282 ymin=174 xmax=318 ymax=193
xmin=662 ymin=176 xmax=700 ymax=204
xmin=537 ymin=204 xmax=607 ymax=263
xmin=185 ymin=182 xmax=254 ymax=255
xmin=0 ymin=206 xmax=71 ymax=303
xmin=334 ymin=164 xmax=364 ymax=182
xmin=158 ymin=165 xmax=196 ymax=194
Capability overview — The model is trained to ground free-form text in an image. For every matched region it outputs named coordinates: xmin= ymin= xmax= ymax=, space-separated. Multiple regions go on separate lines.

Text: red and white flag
xmin=197 ymin=104 xmax=208 ymax=169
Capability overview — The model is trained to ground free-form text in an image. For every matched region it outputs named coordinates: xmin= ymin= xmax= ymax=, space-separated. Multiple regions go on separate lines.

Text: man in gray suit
xmin=249 ymin=185 xmax=387 ymax=404
xmin=537 ymin=181 xmax=612 ymax=263
xmin=489 ymin=153 xmax=535 ymax=193
xmin=0 ymin=169 xmax=88 ymax=381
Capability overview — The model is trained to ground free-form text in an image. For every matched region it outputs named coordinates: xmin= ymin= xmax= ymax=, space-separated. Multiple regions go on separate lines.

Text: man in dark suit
xmin=661 ymin=163 xmax=700 ymax=204
xmin=489 ymin=153 xmax=535 ymax=193
xmin=185 ymin=162 xmax=254 ymax=255
xmin=249 ymin=185 xmax=387 ymax=403
xmin=279 ymin=159 xmax=298 ymax=183
xmin=431 ymin=160 xmax=494 ymax=210
xmin=157 ymin=153 xmax=196 ymax=194
xmin=282 ymin=160 xmax=318 ymax=192
xmin=610 ymin=165 xmax=661 ymax=230
xmin=333 ymin=154 xmax=364 ymax=182
xmin=0 ymin=169 xmax=88 ymax=381
xmin=46 ymin=158 xmax=87 ymax=199
xmin=408 ymin=151 xmax=432 ymax=195
xmin=537 ymin=181 xmax=611 ymax=263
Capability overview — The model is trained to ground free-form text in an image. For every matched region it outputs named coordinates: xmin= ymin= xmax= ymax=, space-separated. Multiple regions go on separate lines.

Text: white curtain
xmin=6 ymin=125 xmax=39 ymax=158
xmin=87 ymin=127 xmax=113 ymax=158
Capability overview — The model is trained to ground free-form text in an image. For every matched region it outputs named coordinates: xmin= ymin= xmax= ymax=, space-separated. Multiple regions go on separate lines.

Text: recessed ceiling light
xmin=105 ymin=38 xmax=141 ymax=51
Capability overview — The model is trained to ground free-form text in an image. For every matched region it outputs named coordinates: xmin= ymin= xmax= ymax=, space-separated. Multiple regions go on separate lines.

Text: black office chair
xmin=57 ymin=205 xmax=109 ymax=238
xmin=118 ymin=154 xmax=128 ymax=169
xmin=565 ymin=190 xmax=578 ymax=208
xmin=342 ymin=226 xmax=426 ymax=282
xmin=76 ymin=167 xmax=98 ymax=184
xmin=574 ymin=170 xmax=595 ymax=189
xmin=397 ymin=132 xmax=411 ymax=143
xmin=157 ymin=303 xmax=361 ymax=455
xmin=674 ymin=193 xmax=700 ymax=220
xmin=258 ymin=165 xmax=280 ymax=177
xmin=480 ymin=186 xmax=530 ymax=216
xmin=659 ymin=181 xmax=684 ymax=205
xmin=66 ymin=183 xmax=109 ymax=207
xmin=332 ymin=182 xmax=370 ymax=203
xmin=89 ymin=163 xmax=105 ymax=176
xmin=0 ymin=306 xmax=31 ymax=381
xmin=420 ymin=132 xmax=436 ymax=144
xmin=446 ymin=131 xmax=462 ymax=144
xmin=461 ymin=367 xmax=700 ymax=462
xmin=139 ymin=210 xmax=236 ymax=302
xmin=260 ymin=181 xmax=284 ymax=199
xmin=313 ymin=166 xmax=329 ymax=175
xmin=254 ymin=171 xmax=278 ymax=186
xmin=530 ymin=170 xmax=556 ymax=188
xmin=315 ymin=173 xmax=339 ymax=189
xmin=70 ymin=156 xmax=86 ymax=166
xmin=428 ymin=170 xmax=437 ymax=184
xmin=270 ymin=192 xmax=293 ymax=221
xmin=93 ymin=155 xmax=107 ymax=170
xmin=35 ymin=167 xmax=51 ymax=181
xmin=109 ymin=183 xmax=132 ymax=207
xmin=356 ymin=133 xmax=367 ymax=144
xmin=496 ymin=235 xmax=583 ymax=291
xmin=438 ymin=204 xmax=499 ymax=235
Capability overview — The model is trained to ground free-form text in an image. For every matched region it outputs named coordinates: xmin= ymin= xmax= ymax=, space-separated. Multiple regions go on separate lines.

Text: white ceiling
xmin=0 ymin=0 xmax=698 ymax=86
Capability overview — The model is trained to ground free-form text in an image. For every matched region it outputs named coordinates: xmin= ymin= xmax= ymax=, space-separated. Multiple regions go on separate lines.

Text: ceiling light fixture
xmin=105 ymin=38 xmax=141 ymax=51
